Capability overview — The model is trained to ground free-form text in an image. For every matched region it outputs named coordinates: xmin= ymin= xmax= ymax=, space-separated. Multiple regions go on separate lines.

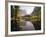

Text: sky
xmin=19 ymin=6 xmax=35 ymax=15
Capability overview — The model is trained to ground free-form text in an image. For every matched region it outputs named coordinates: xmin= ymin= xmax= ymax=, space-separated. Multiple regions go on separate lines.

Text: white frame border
xmin=8 ymin=2 xmax=44 ymax=35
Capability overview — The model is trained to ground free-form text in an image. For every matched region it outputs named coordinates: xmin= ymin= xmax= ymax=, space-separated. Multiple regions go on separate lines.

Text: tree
xmin=11 ymin=6 xmax=21 ymax=31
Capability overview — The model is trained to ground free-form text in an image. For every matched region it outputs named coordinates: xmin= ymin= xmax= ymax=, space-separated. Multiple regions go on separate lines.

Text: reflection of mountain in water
xmin=23 ymin=21 xmax=35 ymax=30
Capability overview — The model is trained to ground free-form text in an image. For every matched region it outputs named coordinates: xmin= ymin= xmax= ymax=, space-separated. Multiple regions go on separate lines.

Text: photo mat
xmin=8 ymin=2 xmax=44 ymax=35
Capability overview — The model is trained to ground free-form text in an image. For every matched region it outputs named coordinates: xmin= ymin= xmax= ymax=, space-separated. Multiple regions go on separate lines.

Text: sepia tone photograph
xmin=8 ymin=2 xmax=44 ymax=35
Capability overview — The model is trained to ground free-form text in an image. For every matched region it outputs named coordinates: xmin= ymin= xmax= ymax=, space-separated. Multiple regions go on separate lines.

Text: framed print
xmin=8 ymin=2 xmax=45 ymax=35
